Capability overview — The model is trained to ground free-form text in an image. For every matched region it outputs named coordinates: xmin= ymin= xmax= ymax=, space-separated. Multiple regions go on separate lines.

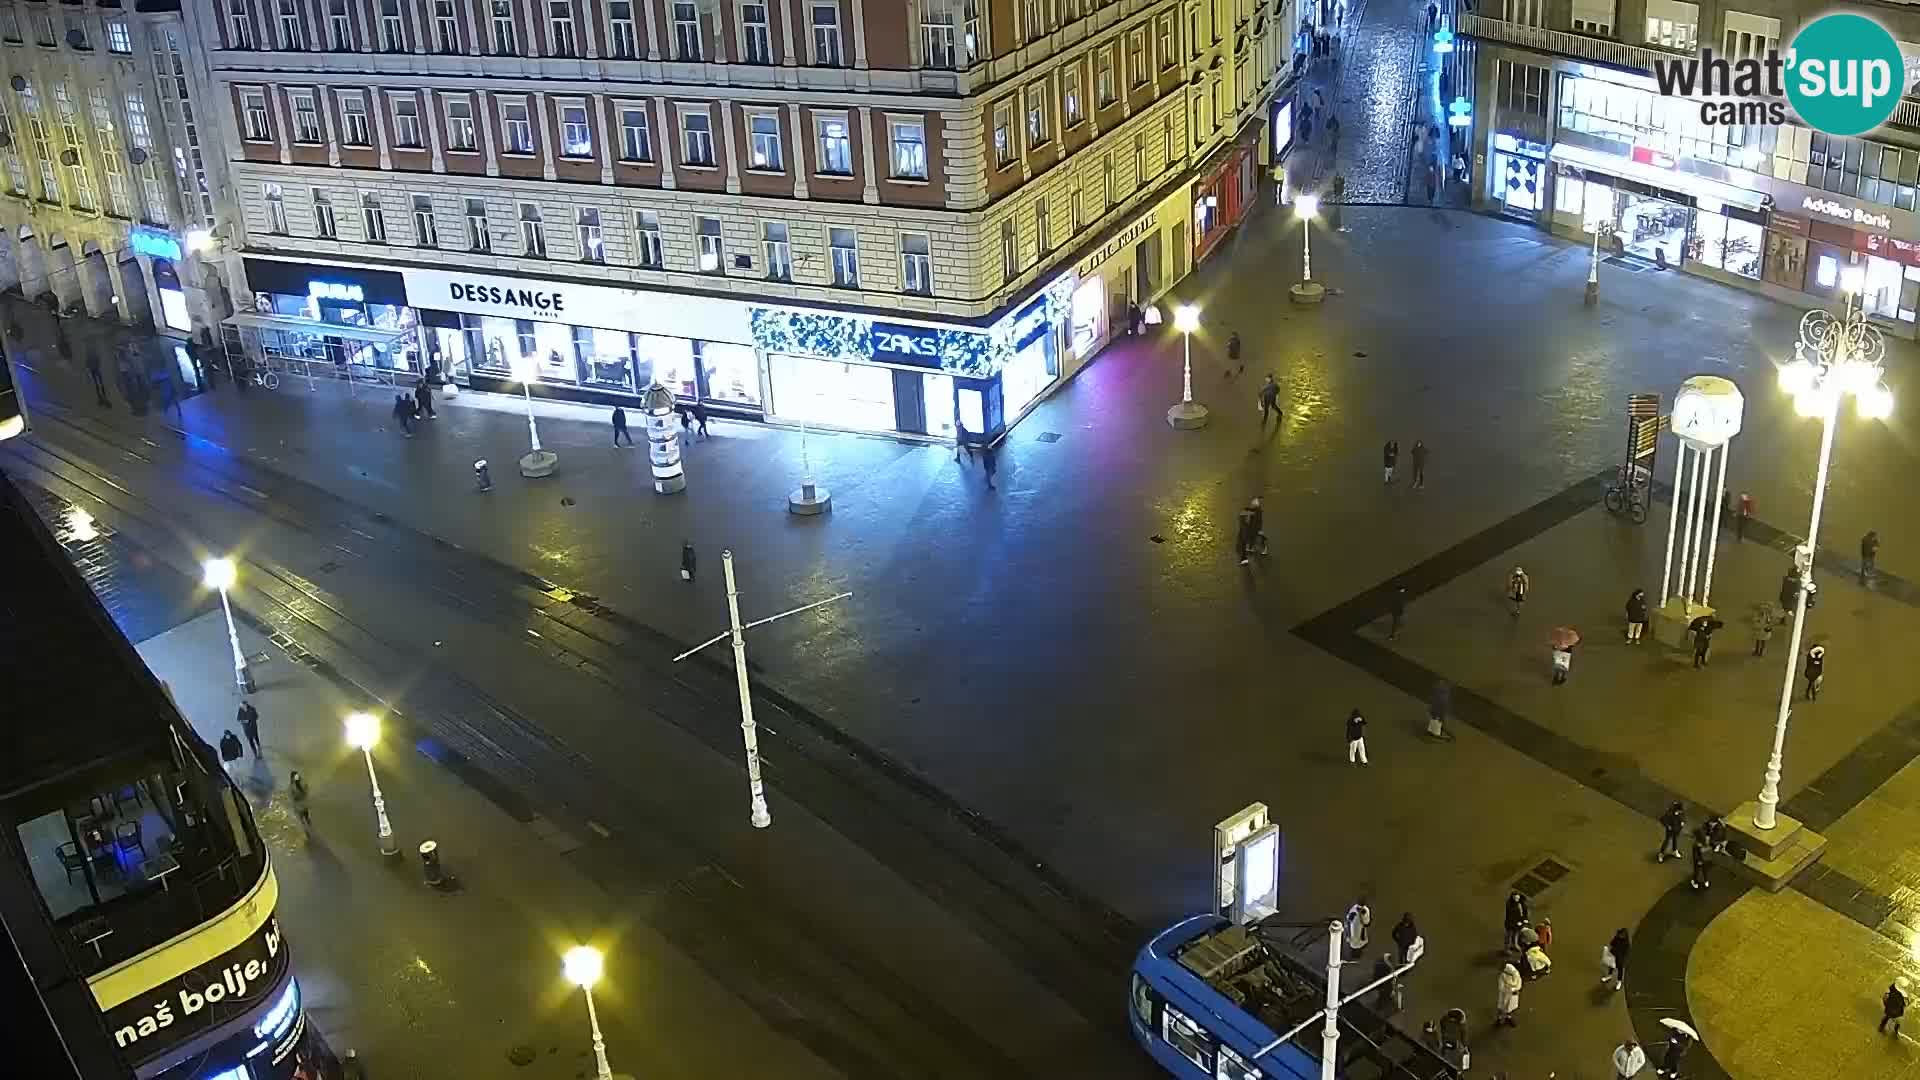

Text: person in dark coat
xmin=1690 ymin=837 xmax=1711 ymax=890
xmin=414 ymin=377 xmax=437 ymax=419
xmin=1691 ymin=618 xmax=1716 ymax=668
xmin=1245 ymin=498 xmax=1266 ymax=556
xmin=1258 ymin=375 xmax=1282 ymax=428
xmin=1392 ymin=913 xmax=1420 ymax=964
xmin=1125 ymin=302 xmax=1142 ymax=336
xmin=1345 ymin=708 xmax=1368 ymax=765
xmin=288 ymin=770 xmax=312 ymax=830
xmin=692 ymin=400 xmax=711 ymax=439
xmin=1625 ymin=589 xmax=1649 ymax=644
xmin=954 ymin=420 xmax=974 ymax=462
xmin=1426 ymin=680 xmax=1452 ymax=739
xmin=981 ymin=440 xmax=998 ymax=490
xmin=392 ymin=393 xmax=414 ymax=436
xmin=1883 ymin=981 xmax=1907 ymax=1035
xmin=1605 ymin=928 xmax=1631 ymax=990
xmin=1504 ymin=891 xmax=1530 ymax=951
xmin=1410 ymin=440 xmax=1428 ymax=488
xmin=680 ymin=541 xmax=697 ymax=583
xmin=218 ymin=730 xmax=244 ymax=775
xmin=1389 ymin=585 xmax=1408 ymax=639
xmin=1383 ymin=440 xmax=1399 ymax=484
xmin=1657 ymin=1029 xmax=1694 ymax=1073
xmin=85 ymin=345 xmax=111 ymax=406
xmin=1658 ymin=801 xmax=1685 ymax=862
xmin=1805 ymin=644 xmax=1826 ymax=700
xmin=237 ymin=700 xmax=262 ymax=757
xmin=1236 ymin=508 xmax=1258 ymax=567
xmin=611 ymin=406 xmax=634 ymax=446
xmin=1227 ymin=331 xmax=1243 ymax=376
xmin=1861 ymin=529 xmax=1881 ymax=584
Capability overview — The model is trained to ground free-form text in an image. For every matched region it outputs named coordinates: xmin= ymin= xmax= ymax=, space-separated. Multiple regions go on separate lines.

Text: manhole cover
xmin=1036 ymin=431 xmax=1062 ymax=443
xmin=507 ymin=1045 xmax=536 ymax=1066
xmin=1511 ymin=873 xmax=1549 ymax=898
xmin=1353 ymin=351 xmax=1367 ymax=358
xmin=1531 ymin=857 xmax=1571 ymax=884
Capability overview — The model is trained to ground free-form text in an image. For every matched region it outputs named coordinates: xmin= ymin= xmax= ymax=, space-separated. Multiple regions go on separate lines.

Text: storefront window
xmin=634 ymin=334 xmax=696 ymax=397
xmin=1001 ymin=335 xmax=1056 ymax=419
xmin=572 ymin=327 xmax=637 ymax=391
xmin=1763 ymin=230 xmax=1808 ymax=289
xmin=1860 ymin=255 xmax=1918 ymax=321
xmin=698 ymin=341 xmax=762 ymax=408
xmin=1494 ymin=152 xmax=1544 ymax=213
xmin=922 ymin=372 xmax=956 ymax=439
xmin=1689 ymin=207 xmax=1762 ymax=278
xmin=1070 ymin=276 xmax=1104 ymax=357
xmin=769 ymin=353 xmax=897 ymax=431
xmin=1617 ymin=191 xmax=1688 ymax=264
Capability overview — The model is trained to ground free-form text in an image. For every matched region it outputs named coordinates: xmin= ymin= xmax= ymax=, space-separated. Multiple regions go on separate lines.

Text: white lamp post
xmin=1290 ymin=195 xmax=1325 ymax=304
xmin=1252 ymin=919 xmax=1425 ymax=1078
xmin=344 ymin=712 xmax=400 ymax=856
xmin=563 ymin=946 xmax=615 ymax=1080
xmin=1165 ymin=303 xmax=1210 ymax=429
xmin=202 ymin=558 xmax=255 ymax=693
xmin=510 ymin=356 xmax=558 ymax=478
xmin=1752 ymin=273 xmax=1891 ymax=832
xmin=1585 ymin=213 xmax=1605 ymax=305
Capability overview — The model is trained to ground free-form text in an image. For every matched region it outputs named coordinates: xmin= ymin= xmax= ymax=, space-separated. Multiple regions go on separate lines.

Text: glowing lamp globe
xmin=202 ymin=557 xmax=237 ymax=591
xmin=1172 ymin=304 xmax=1201 ymax=334
xmin=563 ymin=946 xmax=604 ymax=989
xmin=1295 ymin=193 xmax=1320 ymax=220
xmin=1670 ymin=375 xmax=1745 ymax=448
xmin=1858 ymin=384 xmax=1895 ymax=421
xmin=1777 ymin=358 xmax=1817 ymax=397
xmin=344 ymin=711 xmax=381 ymax=751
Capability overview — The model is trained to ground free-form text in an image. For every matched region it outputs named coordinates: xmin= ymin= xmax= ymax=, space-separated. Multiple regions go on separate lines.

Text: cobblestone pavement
xmin=12 ymin=167 xmax=1920 ymax=1076
xmin=1286 ymin=0 xmax=1423 ymax=203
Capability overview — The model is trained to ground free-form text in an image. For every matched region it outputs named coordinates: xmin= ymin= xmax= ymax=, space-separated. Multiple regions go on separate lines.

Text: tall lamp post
xmin=1165 ymin=303 xmax=1209 ymax=429
xmin=1585 ymin=212 xmax=1606 ymax=305
xmin=202 ymin=558 xmax=255 ymax=693
xmin=344 ymin=711 xmax=401 ymax=856
xmin=511 ymin=356 xmax=558 ymax=478
xmin=1752 ymin=272 xmax=1892 ymax=832
xmin=563 ymin=946 xmax=615 ymax=1080
xmin=1290 ymin=194 xmax=1325 ymax=305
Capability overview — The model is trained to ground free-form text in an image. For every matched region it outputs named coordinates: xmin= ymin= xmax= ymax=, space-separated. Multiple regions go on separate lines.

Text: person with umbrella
xmin=1688 ymin=614 xmax=1724 ymax=668
xmin=1656 ymin=1019 xmax=1698 ymax=1077
xmin=1549 ymin=626 xmax=1578 ymax=685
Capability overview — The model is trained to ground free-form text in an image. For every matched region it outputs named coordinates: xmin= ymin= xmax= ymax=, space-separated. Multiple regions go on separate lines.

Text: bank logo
xmin=1650 ymin=13 xmax=1906 ymax=137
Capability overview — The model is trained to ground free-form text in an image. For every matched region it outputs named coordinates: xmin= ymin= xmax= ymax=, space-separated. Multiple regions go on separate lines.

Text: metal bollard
xmin=473 ymin=459 xmax=493 ymax=492
xmin=419 ymin=840 xmax=444 ymax=886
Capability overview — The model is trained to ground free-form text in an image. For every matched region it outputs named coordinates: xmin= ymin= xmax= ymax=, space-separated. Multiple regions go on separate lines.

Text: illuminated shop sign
xmin=128 ymin=226 xmax=181 ymax=261
xmin=307 ymin=281 xmax=365 ymax=303
xmin=445 ymin=281 xmax=566 ymax=313
xmin=102 ymin=916 xmax=290 ymax=1063
xmin=1077 ymin=209 xmax=1160 ymax=277
xmin=748 ymin=275 xmax=1076 ymax=377
xmin=1802 ymin=195 xmax=1892 ymax=231
xmin=869 ymin=322 xmax=945 ymax=364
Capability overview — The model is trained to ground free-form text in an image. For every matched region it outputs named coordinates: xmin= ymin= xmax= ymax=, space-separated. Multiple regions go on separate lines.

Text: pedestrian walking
xmin=85 ymin=348 xmax=110 ymax=406
xmin=1426 ymin=0 xmax=1437 ymax=26
xmin=1426 ymin=679 xmax=1453 ymax=740
xmin=1508 ymin=566 xmax=1530 ymax=616
xmin=1503 ymin=891 xmax=1530 ymax=951
xmin=680 ymin=541 xmax=697 ymax=583
xmin=1227 ymin=330 xmax=1243 ymax=376
xmin=1753 ymin=603 xmax=1776 ymax=656
xmin=1551 ymin=644 xmax=1572 ymax=685
xmin=237 ymin=700 xmax=262 ymax=757
xmin=392 ymin=393 xmax=414 ymax=436
xmin=1701 ymin=815 xmax=1728 ymax=853
xmin=1605 ymin=928 xmax=1631 ymax=991
xmin=981 ymin=440 xmax=999 ymax=490
xmin=1437 ymin=1008 xmax=1470 ymax=1070
xmin=288 ymin=770 xmax=312 ymax=830
xmin=1690 ymin=619 xmax=1715 ymax=668
xmin=1534 ymin=916 xmax=1552 ymax=950
xmin=1344 ymin=897 xmax=1372 ymax=953
xmin=1625 ymin=588 xmax=1649 ymax=643
xmin=1389 ymin=585 xmax=1407 ymax=639
xmin=1126 ymin=302 xmax=1142 ymax=336
xmin=611 ymin=406 xmax=634 ymax=446
xmin=1658 ymin=800 xmax=1685 ymax=862
xmin=1805 ymin=644 xmax=1826 ymax=700
xmin=1345 ymin=708 xmax=1368 ymax=765
xmin=1613 ymin=1039 xmax=1648 ymax=1078
xmin=1861 ymin=529 xmax=1880 ymax=584
xmin=1236 ymin=507 xmax=1258 ymax=566
xmin=1689 ymin=834 xmax=1713 ymax=890
xmin=1410 ymin=440 xmax=1428 ymax=488
xmin=1382 ymin=440 xmax=1398 ymax=484
xmin=1882 ymin=980 xmax=1907 ymax=1035
xmin=1494 ymin=963 xmax=1522 ymax=1026
xmin=1736 ymin=491 xmax=1754 ymax=541
xmin=1392 ymin=912 xmax=1420 ymax=964
xmin=1657 ymin=1030 xmax=1693 ymax=1077
xmin=955 ymin=420 xmax=976 ymax=462
xmin=1245 ymin=498 xmax=1267 ymax=557
xmin=1258 ymin=375 xmax=1281 ymax=428
xmin=693 ymin=400 xmax=711 ymax=439
xmin=414 ymin=377 xmax=437 ymax=419
xmin=218 ymin=730 xmax=244 ymax=777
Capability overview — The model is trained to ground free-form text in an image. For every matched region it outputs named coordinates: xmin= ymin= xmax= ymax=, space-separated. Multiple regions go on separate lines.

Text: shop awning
xmin=1548 ymin=144 xmax=1769 ymax=212
xmin=221 ymin=312 xmax=412 ymax=345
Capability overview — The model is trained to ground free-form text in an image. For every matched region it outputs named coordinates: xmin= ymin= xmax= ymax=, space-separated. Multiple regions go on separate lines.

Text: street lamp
xmin=1752 ymin=275 xmax=1891 ymax=832
xmin=1165 ymin=303 xmax=1209 ymax=429
xmin=510 ymin=355 xmax=558 ymax=478
xmin=344 ymin=712 xmax=400 ymax=856
xmin=1585 ymin=210 xmax=1610 ymax=306
xmin=562 ymin=946 xmax=614 ymax=1080
xmin=1290 ymin=195 xmax=1325 ymax=305
xmin=202 ymin=557 xmax=256 ymax=693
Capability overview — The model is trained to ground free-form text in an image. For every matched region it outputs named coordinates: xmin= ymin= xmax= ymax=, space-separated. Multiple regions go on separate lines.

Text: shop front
xmin=230 ymin=258 xmax=421 ymax=380
xmin=1490 ymin=133 xmax=1551 ymax=220
xmin=1543 ymin=143 xmax=1768 ymax=266
xmin=1756 ymin=192 xmax=1920 ymax=328
xmin=1069 ymin=182 xmax=1195 ymax=363
xmin=1194 ymin=133 xmax=1259 ymax=264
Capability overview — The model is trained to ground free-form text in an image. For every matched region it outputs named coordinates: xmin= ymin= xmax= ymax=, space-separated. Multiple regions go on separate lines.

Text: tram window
xmin=1217 ymin=1043 xmax=1262 ymax=1080
xmin=1162 ymin=1004 xmax=1215 ymax=1073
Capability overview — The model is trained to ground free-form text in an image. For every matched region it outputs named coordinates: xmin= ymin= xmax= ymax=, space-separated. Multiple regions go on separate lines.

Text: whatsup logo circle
xmin=1786 ymin=14 xmax=1905 ymax=136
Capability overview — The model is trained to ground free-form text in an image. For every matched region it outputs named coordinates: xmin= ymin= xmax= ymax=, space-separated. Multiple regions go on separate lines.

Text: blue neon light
xmin=252 ymin=979 xmax=299 ymax=1041
xmin=1448 ymin=97 xmax=1473 ymax=127
xmin=128 ymin=226 xmax=181 ymax=261
xmin=308 ymin=280 xmax=366 ymax=303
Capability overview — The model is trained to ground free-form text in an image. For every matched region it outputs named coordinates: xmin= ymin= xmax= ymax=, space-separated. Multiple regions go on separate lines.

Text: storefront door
xmin=1494 ymin=151 xmax=1546 ymax=217
xmin=1617 ymin=191 xmax=1690 ymax=265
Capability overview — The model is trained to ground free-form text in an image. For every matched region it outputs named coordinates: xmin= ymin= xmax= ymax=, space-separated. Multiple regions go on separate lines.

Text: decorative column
xmin=1649 ymin=375 xmax=1745 ymax=646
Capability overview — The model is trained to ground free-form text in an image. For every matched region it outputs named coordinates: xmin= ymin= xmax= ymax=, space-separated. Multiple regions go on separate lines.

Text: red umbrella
xmin=1549 ymin=626 xmax=1580 ymax=649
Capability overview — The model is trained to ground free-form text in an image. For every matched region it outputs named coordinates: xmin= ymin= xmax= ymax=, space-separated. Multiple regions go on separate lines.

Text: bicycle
xmin=249 ymin=360 xmax=280 ymax=391
xmin=1603 ymin=463 xmax=1650 ymax=524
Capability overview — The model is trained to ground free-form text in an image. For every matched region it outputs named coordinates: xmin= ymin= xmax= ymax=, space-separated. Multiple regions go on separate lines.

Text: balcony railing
xmin=1459 ymin=15 xmax=1920 ymax=129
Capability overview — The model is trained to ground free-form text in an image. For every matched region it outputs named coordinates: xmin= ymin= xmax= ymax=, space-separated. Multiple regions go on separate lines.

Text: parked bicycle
xmin=249 ymin=359 xmax=280 ymax=391
xmin=1603 ymin=463 xmax=1650 ymax=524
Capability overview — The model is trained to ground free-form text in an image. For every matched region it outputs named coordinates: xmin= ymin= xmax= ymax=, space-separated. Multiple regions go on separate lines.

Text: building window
xmin=361 ymin=192 xmax=387 ymax=242
xmin=1643 ymin=0 xmax=1696 ymax=49
xmin=811 ymin=3 xmax=841 ymax=65
xmin=327 ymin=0 xmax=350 ymax=49
xmin=900 ymin=234 xmax=932 ymax=294
xmin=635 ymin=209 xmax=663 ymax=266
xmin=578 ymin=207 xmax=604 ymax=262
xmin=1022 ymin=0 xmax=1042 ymax=40
xmin=88 ymin=88 xmax=128 ymax=215
xmin=413 ymin=194 xmax=438 ymax=246
xmin=1035 ymin=195 xmax=1050 ymax=252
xmin=609 ymin=0 xmax=638 ymax=57
xmin=548 ymin=0 xmax=576 ymax=55
xmin=748 ymin=112 xmax=783 ymax=170
xmin=1102 ymin=152 xmax=1114 ymax=208
xmin=561 ymin=104 xmax=592 ymax=157
xmin=1133 ymin=132 xmax=1145 ymax=185
xmin=829 ymin=226 xmax=859 ymax=286
xmin=291 ymin=90 xmax=322 ymax=143
xmin=1063 ymin=66 xmax=1083 ymax=126
xmin=1070 ymin=182 xmax=1081 ymax=230
xmin=1158 ymin=14 xmax=1175 ymax=69
xmin=33 ymin=10 xmax=53 ymax=46
xmin=742 ymin=1 xmax=772 ymax=62
xmin=1025 ymin=81 xmax=1049 ymax=146
xmin=992 ymin=103 xmax=1012 ymax=167
xmin=673 ymin=1 xmax=701 ymax=59
xmin=890 ymin=119 xmax=927 ymax=179
xmin=435 ymin=0 xmax=459 ymax=51
xmin=764 ymin=221 xmax=791 ymax=280
xmin=520 ymin=202 xmax=547 ymax=256
xmin=1187 ymin=7 xmax=1199 ymax=57
xmin=265 ymin=181 xmax=288 ymax=232
xmin=1163 ymin=115 xmax=1173 ymax=164
xmin=313 ymin=188 xmax=337 ymax=237
xmin=618 ymin=106 xmax=652 ymax=160
xmin=443 ymin=98 xmax=475 ymax=150
xmin=381 ymin=0 xmax=405 ymax=49
xmin=391 ymin=95 xmax=423 ymax=147
xmin=1095 ymin=48 xmax=1114 ymax=105
xmin=0 ymin=8 xmax=18 ymax=42
xmin=492 ymin=0 xmax=517 ymax=54
xmin=817 ymin=114 xmax=852 ymax=173
xmin=1128 ymin=30 xmax=1147 ymax=86
xmin=229 ymin=0 xmax=256 ymax=48
xmin=681 ymin=108 xmax=714 ymax=165
xmin=466 ymin=197 xmax=490 ymax=250
xmin=1000 ymin=218 xmax=1016 ymax=281
xmin=502 ymin=99 xmax=534 ymax=152
xmin=922 ymin=0 xmax=957 ymax=68
xmin=696 ymin=216 xmax=724 ymax=271
xmin=241 ymin=90 xmax=271 ymax=140
xmin=107 ymin=20 xmax=132 ymax=52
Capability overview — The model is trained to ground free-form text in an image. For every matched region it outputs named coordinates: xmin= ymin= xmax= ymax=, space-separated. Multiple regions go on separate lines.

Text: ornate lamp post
xmin=511 ymin=355 xmax=558 ymax=478
xmin=1752 ymin=273 xmax=1892 ymax=832
xmin=563 ymin=947 xmax=615 ymax=1080
xmin=344 ymin=711 xmax=401 ymax=856
xmin=1165 ymin=303 xmax=1209 ymax=429
xmin=202 ymin=557 xmax=255 ymax=693
xmin=1290 ymin=194 xmax=1325 ymax=305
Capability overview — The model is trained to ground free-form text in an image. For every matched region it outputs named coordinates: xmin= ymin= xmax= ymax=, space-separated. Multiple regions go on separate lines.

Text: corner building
xmin=201 ymin=0 xmax=1293 ymax=440
xmin=1457 ymin=0 xmax=1920 ymax=336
